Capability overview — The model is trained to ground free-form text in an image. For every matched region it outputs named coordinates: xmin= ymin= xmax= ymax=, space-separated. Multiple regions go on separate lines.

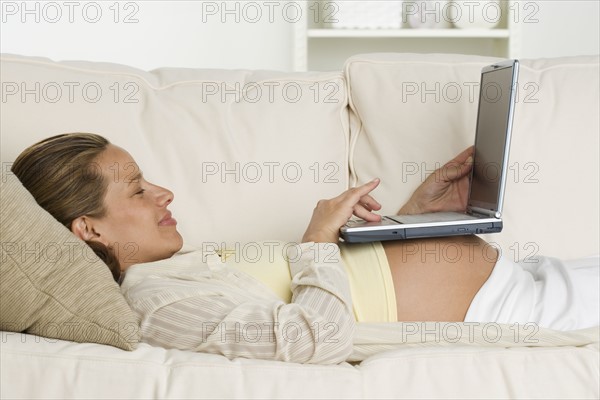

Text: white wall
xmin=0 ymin=0 xmax=297 ymax=70
xmin=0 ymin=1 xmax=598 ymax=72
xmin=517 ymin=0 xmax=599 ymax=58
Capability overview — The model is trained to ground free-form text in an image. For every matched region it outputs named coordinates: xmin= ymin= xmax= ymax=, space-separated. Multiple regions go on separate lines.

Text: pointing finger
xmin=348 ymin=178 xmax=380 ymax=202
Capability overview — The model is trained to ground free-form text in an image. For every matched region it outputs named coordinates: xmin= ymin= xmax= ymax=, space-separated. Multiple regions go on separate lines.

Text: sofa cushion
xmin=1 ymin=327 xmax=598 ymax=399
xmin=0 ymin=53 xmax=350 ymax=248
xmin=0 ymin=173 xmax=141 ymax=350
xmin=345 ymin=53 xmax=599 ymax=259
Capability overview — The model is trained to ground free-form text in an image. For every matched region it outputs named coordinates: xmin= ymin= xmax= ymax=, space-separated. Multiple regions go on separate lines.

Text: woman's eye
xmin=136 ymin=189 xmax=145 ymax=195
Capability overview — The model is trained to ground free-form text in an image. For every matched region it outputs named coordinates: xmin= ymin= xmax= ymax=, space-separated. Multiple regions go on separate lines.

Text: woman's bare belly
xmin=382 ymin=235 xmax=498 ymax=322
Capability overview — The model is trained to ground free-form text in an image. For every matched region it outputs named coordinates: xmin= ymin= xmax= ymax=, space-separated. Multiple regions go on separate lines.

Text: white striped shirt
xmin=120 ymin=242 xmax=356 ymax=364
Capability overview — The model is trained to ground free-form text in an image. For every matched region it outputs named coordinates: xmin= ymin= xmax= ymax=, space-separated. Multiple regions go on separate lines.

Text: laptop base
xmin=340 ymin=221 xmax=502 ymax=243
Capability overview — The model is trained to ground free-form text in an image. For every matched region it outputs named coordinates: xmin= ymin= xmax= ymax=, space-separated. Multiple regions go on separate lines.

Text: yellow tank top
xmin=218 ymin=240 xmax=397 ymax=322
xmin=218 ymin=241 xmax=293 ymax=303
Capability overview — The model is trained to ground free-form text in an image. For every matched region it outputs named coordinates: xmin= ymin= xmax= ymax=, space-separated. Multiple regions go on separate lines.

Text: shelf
xmin=296 ymin=0 xmax=518 ymax=71
xmin=308 ymin=28 xmax=510 ymax=39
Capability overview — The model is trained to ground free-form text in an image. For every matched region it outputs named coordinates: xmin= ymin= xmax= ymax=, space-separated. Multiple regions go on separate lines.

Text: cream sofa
xmin=0 ymin=53 xmax=598 ymax=399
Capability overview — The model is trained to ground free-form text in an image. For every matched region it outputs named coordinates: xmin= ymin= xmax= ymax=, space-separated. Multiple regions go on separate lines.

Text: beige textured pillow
xmin=0 ymin=173 xmax=141 ymax=350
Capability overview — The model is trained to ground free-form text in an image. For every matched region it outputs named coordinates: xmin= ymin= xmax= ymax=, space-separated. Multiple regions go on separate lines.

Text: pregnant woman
xmin=11 ymin=133 xmax=599 ymax=363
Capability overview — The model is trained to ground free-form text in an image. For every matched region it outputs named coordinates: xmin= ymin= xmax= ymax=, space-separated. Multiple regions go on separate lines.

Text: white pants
xmin=464 ymin=254 xmax=600 ymax=331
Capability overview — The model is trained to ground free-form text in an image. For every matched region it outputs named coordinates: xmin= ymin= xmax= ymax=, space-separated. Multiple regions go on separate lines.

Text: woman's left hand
xmin=302 ymin=179 xmax=382 ymax=244
xmin=398 ymin=146 xmax=474 ymax=215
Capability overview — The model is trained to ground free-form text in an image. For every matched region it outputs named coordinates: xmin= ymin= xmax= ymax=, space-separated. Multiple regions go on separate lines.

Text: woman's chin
xmin=172 ymin=231 xmax=184 ymax=253
xmin=136 ymin=231 xmax=184 ymax=264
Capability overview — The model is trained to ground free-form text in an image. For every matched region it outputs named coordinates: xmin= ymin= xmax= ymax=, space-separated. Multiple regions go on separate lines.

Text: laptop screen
xmin=468 ymin=61 xmax=518 ymax=214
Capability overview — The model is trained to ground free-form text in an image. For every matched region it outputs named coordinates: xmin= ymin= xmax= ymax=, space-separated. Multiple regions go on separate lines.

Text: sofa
xmin=1 ymin=52 xmax=598 ymax=399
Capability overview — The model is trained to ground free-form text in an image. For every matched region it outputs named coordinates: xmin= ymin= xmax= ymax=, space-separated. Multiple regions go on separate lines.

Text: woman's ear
xmin=71 ymin=216 xmax=106 ymax=244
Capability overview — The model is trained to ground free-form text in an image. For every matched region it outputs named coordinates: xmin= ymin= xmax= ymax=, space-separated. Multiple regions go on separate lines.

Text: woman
xmin=12 ymin=133 xmax=599 ymax=364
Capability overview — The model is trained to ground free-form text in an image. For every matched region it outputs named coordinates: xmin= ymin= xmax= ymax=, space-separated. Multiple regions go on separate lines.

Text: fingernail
xmin=372 ymin=178 xmax=380 ymax=183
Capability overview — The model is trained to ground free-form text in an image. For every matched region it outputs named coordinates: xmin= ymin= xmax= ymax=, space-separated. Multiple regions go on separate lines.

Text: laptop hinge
xmin=468 ymin=206 xmax=501 ymax=219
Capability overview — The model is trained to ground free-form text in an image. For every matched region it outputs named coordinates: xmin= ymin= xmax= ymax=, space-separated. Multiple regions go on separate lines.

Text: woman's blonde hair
xmin=11 ymin=133 xmax=121 ymax=282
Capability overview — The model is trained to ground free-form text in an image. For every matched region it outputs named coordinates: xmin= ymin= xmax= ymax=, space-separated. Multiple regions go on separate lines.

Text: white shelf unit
xmin=308 ymin=28 xmax=510 ymax=38
xmin=294 ymin=1 xmax=521 ymax=71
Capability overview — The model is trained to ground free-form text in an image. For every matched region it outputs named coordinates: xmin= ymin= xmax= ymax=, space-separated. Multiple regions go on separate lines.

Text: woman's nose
xmin=156 ymin=186 xmax=174 ymax=207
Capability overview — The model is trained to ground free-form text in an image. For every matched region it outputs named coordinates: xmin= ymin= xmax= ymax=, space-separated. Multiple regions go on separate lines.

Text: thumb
xmin=443 ymin=156 xmax=473 ymax=181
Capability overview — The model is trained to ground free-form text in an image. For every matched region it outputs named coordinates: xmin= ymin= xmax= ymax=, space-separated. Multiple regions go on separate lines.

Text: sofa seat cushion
xmin=1 ymin=329 xmax=598 ymax=399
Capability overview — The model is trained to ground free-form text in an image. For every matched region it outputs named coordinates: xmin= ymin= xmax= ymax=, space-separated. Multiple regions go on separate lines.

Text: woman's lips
xmin=159 ymin=212 xmax=177 ymax=226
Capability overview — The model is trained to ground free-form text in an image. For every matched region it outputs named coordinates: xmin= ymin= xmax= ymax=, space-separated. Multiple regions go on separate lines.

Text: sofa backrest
xmin=2 ymin=53 xmax=598 ymax=260
xmin=0 ymin=54 xmax=349 ymax=248
xmin=345 ymin=53 xmax=599 ymax=259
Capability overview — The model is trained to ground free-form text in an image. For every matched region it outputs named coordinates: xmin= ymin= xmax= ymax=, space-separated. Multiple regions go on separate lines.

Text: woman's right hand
xmin=301 ymin=178 xmax=382 ymax=244
xmin=398 ymin=146 xmax=473 ymax=215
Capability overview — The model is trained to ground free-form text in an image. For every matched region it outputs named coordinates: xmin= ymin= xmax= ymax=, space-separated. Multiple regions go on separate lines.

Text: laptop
xmin=340 ymin=59 xmax=519 ymax=243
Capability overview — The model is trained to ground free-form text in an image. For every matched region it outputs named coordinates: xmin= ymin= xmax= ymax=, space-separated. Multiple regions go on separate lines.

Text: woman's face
xmin=74 ymin=144 xmax=183 ymax=271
